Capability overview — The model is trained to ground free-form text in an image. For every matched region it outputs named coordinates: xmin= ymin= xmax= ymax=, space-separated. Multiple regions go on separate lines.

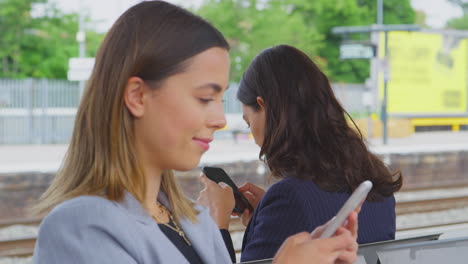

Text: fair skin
xmin=198 ymin=175 xmax=235 ymax=229
xmin=198 ymin=97 xmax=266 ymax=227
xmin=197 ymin=98 xmax=269 ymax=226
xmin=124 ymin=47 xmax=230 ymax=217
xmin=242 ymin=97 xmax=266 ymax=147
xmin=273 ymin=220 xmax=358 ymax=264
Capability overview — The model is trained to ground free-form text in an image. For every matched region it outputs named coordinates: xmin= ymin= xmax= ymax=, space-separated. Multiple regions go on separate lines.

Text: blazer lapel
xmin=179 ymin=215 xmax=216 ymax=264
xmin=120 ymin=192 xmax=190 ymax=263
xmin=242 ymin=209 xmax=257 ymax=251
xmin=120 ymin=191 xmax=153 ymax=224
xmin=158 ymin=192 xmax=216 ymax=263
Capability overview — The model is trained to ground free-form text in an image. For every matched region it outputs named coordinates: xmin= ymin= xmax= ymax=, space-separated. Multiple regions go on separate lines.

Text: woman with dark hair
xmin=32 ymin=2 xmax=358 ymax=264
xmin=199 ymin=44 xmax=402 ymax=262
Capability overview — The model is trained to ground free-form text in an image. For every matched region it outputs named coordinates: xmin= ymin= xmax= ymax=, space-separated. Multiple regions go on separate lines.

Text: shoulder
xmin=54 ymin=195 xmax=118 ymax=210
xmin=265 ymin=176 xmax=318 ymax=200
xmin=267 ymin=177 xmax=299 ymax=194
xmin=43 ymin=195 xmax=123 ymax=225
xmin=35 ymin=196 xmax=141 ymax=262
xmin=257 ymin=177 xmax=311 ymax=211
xmin=263 ymin=177 xmax=304 ymax=200
xmin=38 ymin=195 xmax=135 ymax=241
xmin=258 ymin=176 xmax=339 ymax=214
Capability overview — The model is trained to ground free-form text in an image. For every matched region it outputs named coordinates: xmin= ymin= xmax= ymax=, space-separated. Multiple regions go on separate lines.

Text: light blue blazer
xmin=33 ymin=191 xmax=232 ymax=264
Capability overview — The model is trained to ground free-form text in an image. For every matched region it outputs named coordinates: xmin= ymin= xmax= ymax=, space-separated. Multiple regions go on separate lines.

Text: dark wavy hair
xmin=237 ymin=45 xmax=402 ymax=201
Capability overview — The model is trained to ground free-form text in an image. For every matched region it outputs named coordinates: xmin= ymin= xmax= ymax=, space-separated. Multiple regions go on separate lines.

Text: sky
xmin=48 ymin=0 xmax=202 ymax=32
xmin=49 ymin=0 xmax=464 ymax=32
xmin=411 ymin=0 xmax=463 ymax=28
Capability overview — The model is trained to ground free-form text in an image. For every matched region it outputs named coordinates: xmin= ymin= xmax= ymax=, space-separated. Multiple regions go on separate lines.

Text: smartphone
xmin=318 ymin=180 xmax=373 ymax=239
xmin=202 ymin=166 xmax=254 ymax=214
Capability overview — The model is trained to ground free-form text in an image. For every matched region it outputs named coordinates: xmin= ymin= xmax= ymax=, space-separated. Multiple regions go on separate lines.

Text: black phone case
xmin=202 ymin=166 xmax=254 ymax=213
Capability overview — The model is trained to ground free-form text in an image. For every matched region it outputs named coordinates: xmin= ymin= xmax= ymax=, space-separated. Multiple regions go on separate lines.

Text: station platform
xmin=0 ymin=131 xmax=467 ymax=174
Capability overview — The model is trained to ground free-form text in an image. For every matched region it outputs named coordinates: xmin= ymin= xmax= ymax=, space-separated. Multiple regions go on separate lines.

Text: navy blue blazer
xmin=240 ymin=176 xmax=396 ymax=262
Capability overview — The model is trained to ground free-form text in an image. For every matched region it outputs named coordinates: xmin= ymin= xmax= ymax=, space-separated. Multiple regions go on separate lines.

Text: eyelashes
xmin=199 ymin=98 xmax=214 ymax=104
xmin=198 ymin=98 xmax=226 ymax=104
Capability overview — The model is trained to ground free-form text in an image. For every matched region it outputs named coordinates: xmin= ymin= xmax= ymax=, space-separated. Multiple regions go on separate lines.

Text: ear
xmin=256 ymin=96 xmax=265 ymax=110
xmin=124 ymin=77 xmax=146 ymax=118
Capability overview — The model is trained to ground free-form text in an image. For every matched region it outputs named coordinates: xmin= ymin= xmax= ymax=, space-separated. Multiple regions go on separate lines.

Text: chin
xmin=173 ymin=158 xmax=201 ymax=172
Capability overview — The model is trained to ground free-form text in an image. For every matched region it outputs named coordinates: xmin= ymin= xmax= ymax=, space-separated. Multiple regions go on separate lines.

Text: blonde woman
xmin=32 ymin=1 xmax=358 ymax=264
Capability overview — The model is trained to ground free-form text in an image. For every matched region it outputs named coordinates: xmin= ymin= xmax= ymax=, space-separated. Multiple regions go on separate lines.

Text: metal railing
xmin=0 ymin=78 xmax=367 ymax=145
xmin=0 ymin=79 xmax=79 ymax=144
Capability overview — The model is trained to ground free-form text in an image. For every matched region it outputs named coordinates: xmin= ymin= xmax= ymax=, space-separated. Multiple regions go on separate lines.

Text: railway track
xmin=0 ymin=218 xmax=41 ymax=229
xmin=401 ymin=183 xmax=468 ymax=192
xmin=396 ymin=196 xmax=468 ymax=215
xmin=2 ymin=186 xmax=468 ymax=259
xmin=0 ymin=218 xmax=41 ymax=258
xmin=0 ymin=237 xmax=35 ymax=258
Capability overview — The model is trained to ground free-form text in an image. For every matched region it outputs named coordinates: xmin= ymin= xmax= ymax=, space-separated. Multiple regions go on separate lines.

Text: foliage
xmin=198 ymin=0 xmax=323 ymax=82
xmin=447 ymin=16 xmax=468 ymax=29
xmin=197 ymin=0 xmax=416 ymax=83
xmin=447 ymin=0 xmax=468 ymax=29
xmin=448 ymin=0 xmax=468 ymax=14
xmin=0 ymin=0 xmax=417 ymax=81
xmin=0 ymin=0 xmax=104 ymax=79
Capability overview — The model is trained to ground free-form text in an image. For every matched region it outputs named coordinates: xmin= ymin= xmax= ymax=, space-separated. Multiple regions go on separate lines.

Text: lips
xmin=193 ymin=137 xmax=212 ymax=151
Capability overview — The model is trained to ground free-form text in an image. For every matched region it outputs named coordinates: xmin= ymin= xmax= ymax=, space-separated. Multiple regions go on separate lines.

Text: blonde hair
xmin=33 ymin=1 xmax=229 ymax=223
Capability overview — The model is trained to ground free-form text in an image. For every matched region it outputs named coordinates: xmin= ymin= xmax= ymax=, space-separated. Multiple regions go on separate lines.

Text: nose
xmin=208 ymin=103 xmax=227 ymax=130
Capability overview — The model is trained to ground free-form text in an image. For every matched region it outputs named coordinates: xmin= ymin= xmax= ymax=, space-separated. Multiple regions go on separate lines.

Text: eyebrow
xmin=196 ymin=83 xmax=229 ymax=93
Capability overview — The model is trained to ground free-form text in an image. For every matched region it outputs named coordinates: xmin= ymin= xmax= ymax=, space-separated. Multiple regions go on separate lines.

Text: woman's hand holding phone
xmin=311 ymin=211 xmax=358 ymax=240
xmin=273 ymin=221 xmax=358 ymax=264
xmin=197 ymin=174 xmax=235 ymax=229
xmin=288 ymin=211 xmax=358 ymax=264
xmin=197 ymin=174 xmax=266 ymax=228
xmin=318 ymin=180 xmax=371 ymax=239
xmin=237 ymin=182 xmax=265 ymax=226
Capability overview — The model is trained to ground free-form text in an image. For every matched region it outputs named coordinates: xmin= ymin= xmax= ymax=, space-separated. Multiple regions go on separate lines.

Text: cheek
xmin=253 ymin=117 xmax=266 ymax=146
xmin=159 ymin=101 xmax=203 ymax=142
xmin=251 ymin=124 xmax=262 ymax=146
xmin=256 ymin=135 xmax=264 ymax=147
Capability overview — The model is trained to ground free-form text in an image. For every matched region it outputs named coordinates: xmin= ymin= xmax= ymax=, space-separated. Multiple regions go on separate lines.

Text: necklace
xmin=152 ymin=203 xmax=192 ymax=246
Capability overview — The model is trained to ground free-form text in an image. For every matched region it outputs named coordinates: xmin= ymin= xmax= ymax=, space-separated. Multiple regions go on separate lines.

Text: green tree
xmin=285 ymin=0 xmax=372 ymax=83
xmin=447 ymin=16 xmax=468 ymax=29
xmin=0 ymin=0 xmax=104 ymax=79
xmin=448 ymin=0 xmax=468 ymax=14
xmin=447 ymin=0 xmax=468 ymax=29
xmin=198 ymin=0 xmax=323 ymax=82
xmin=284 ymin=0 xmax=415 ymax=83
xmin=197 ymin=0 xmax=416 ymax=83
xmin=0 ymin=0 xmax=36 ymax=76
xmin=415 ymin=10 xmax=429 ymax=28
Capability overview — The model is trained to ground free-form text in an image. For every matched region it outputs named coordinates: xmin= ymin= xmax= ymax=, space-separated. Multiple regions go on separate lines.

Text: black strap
xmin=159 ymin=222 xmax=203 ymax=264
xmin=220 ymin=229 xmax=236 ymax=263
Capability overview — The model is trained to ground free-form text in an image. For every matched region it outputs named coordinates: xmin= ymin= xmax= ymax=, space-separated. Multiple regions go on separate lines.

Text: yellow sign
xmin=379 ymin=32 xmax=467 ymax=114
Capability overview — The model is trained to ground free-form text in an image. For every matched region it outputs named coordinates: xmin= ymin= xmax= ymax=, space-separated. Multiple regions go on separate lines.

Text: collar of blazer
xmin=119 ymin=191 xmax=172 ymax=225
xmin=118 ymin=191 xmax=220 ymax=262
